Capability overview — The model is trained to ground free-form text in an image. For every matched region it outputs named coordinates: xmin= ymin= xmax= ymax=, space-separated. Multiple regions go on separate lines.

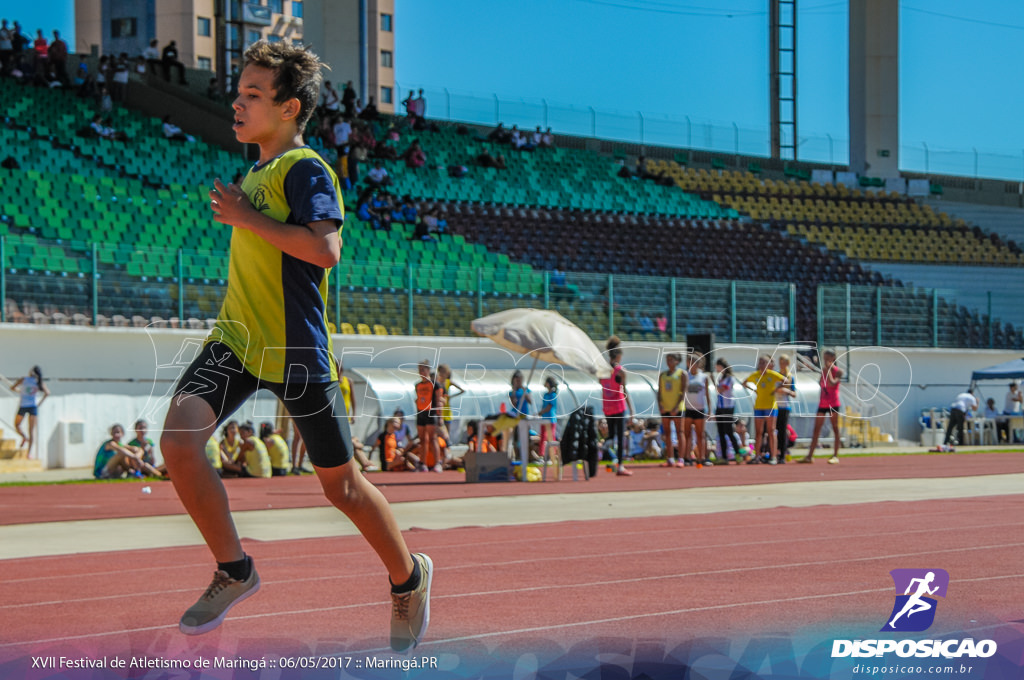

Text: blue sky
xmin=4 ymin=1 xmax=1023 ymax=177
xmin=393 ymin=0 xmax=1024 ymax=178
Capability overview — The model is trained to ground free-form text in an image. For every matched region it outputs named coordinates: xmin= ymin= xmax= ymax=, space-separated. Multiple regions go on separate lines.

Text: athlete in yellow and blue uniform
xmin=213 ymin=147 xmax=342 ymax=384
xmin=162 ymin=41 xmax=429 ymax=649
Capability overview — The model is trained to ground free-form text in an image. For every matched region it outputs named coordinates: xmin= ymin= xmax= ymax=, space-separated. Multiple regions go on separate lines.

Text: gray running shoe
xmin=179 ymin=565 xmax=260 ymax=635
xmin=390 ymin=553 xmax=433 ymax=652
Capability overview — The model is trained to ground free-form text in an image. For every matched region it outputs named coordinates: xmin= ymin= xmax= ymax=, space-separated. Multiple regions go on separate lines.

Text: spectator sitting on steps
xmin=89 ymin=114 xmax=128 ymax=141
xmin=162 ymin=115 xmax=195 ymax=143
xmin=476 ymin=150 xmax=507 ymax=169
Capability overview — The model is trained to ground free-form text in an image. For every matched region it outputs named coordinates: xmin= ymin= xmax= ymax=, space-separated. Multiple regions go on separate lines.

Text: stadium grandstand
xmin=1 ymin=66 xmax=1022 ymax=351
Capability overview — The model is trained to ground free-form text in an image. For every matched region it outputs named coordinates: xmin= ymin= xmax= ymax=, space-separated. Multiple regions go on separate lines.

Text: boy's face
xmin=232 ymin=65 xmax=298 ymax=145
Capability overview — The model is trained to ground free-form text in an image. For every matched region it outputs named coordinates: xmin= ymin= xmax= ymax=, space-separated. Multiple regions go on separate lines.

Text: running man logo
xmin=881 ymin=568 xmax=950 ymax=632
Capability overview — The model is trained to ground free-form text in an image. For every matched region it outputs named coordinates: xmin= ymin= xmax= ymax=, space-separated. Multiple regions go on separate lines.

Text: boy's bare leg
xmin=161 ymin=395 xmax=244 ymax=563
xmin=315 ymin=461 xmax=414 ymax=584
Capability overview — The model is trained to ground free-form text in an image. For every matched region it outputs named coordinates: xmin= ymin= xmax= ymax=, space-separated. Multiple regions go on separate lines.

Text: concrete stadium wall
xmin=0 ymin=323 xmax=1016 ymax=469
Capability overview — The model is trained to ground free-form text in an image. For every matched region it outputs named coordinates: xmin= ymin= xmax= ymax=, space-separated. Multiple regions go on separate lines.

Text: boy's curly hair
xmin=243 ymin=40 xmax=326 ymax=131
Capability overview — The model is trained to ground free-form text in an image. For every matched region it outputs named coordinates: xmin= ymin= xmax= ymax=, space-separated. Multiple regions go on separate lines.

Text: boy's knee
xmin=322 ymin=474 xmax=359 ymax=510
xmin=160 ymin=431 xmax=202 ymax=463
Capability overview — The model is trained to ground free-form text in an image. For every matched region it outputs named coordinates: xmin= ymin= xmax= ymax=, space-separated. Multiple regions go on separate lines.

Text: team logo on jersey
xmin=881 ymin=568 xmax=949 ymax=632
xmin=251 ymin=185 xmax=270 ymax=212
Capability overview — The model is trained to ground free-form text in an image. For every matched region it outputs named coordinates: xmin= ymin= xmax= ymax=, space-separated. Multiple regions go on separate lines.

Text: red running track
xmin=2 ymin=451 xmax=1023 ymax=526
xmin=2 ymin=480 xmax=1024 ymax=664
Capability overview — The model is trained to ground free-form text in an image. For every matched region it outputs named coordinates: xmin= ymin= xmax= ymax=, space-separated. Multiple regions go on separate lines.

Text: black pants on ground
xmin=716 ymin=408 xmax=741 ymax=460
xmin=944 ymin=408 xmax=966 ymax=445
xmin=776 ymin=408 xmax=791 ymax=460
xmin=606 ymin=412 xmax=626 ymax=463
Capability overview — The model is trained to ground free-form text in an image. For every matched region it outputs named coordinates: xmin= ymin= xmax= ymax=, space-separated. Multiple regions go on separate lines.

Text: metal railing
xmin=4 ymin=233 xmax=1020 ymax=349
xmin=817 ymin=284 xmax=1024 ymax=350
xmin=0 ymin=234 xmax=798 ymax=344
xmin=395 ymin=83 xmax=1024 ymax=182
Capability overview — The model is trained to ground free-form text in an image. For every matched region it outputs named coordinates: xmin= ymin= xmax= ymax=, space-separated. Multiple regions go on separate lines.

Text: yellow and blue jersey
xmin=745 ymin=369 xmax=785 ymax=411
xmin=211 ymin=147 xmax=344 ymax=385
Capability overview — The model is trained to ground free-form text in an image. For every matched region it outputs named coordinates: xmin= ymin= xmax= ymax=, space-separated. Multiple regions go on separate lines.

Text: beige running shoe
xmin=390 ymin=553 xmax=433 ymax=653
xmin=179 ymin=565 xmax=261 ymax=635
xmin=828 ymin=455 xmax=840 ymax=465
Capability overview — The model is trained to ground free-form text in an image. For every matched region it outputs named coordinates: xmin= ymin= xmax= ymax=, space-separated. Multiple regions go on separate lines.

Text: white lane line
xmin=4 ymin=547 xmax=1024 ymax=649
xmin=4 ymin=518 xmax=1023 ymax=602
xmin=4 ymin=474 xmax=1024 ymax=560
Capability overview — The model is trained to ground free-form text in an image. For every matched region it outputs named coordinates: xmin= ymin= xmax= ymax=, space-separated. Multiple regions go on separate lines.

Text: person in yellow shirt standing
xmin=742 ymin=355 xmax=785 ymax=465
xmin=436 ymin=364 xmax=464 ymax=441
xmin=657 ymin=352 xmax=687 ymax=467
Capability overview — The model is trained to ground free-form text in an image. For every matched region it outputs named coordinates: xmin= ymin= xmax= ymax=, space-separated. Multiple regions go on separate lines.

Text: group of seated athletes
xmin=91 ymin=409 xmax=484 ymax=481
xmin=92 ymin=418 xmax=296 ymax=480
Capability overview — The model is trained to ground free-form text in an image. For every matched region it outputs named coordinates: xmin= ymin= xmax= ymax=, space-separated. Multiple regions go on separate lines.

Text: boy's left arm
xmin=210 ymin=179 xmax=341 ymax=268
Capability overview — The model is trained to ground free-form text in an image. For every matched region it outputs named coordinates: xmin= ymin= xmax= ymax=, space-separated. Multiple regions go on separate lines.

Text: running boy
xmin=159 ymin=41 xmax=431 ymax=652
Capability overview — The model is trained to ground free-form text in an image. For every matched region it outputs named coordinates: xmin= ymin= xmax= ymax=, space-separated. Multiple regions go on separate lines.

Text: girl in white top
xmin=713 ymin=358 xmax=743 ymax=463
xmin=9 ymin=365 xmax=49 ymax=459
xmin=681 ymin=354 xmax=712 ymax=467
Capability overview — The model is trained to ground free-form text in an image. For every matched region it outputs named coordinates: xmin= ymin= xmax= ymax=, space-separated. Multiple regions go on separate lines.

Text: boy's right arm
xmin=210 ymin=179 xmax=341 ymax=268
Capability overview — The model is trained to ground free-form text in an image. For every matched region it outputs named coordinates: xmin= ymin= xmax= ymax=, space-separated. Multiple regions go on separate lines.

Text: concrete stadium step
xmin=1 ymin=438 xmax=25 ymax=459
xmin=0 ymin=458 xmax=44 ymax=474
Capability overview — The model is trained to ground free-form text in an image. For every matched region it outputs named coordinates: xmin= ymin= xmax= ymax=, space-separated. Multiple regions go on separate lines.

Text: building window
xmin=381 ymin=86 xmax=393 ymax=104
xmin=229 ymin=24 xmax=241 ymax=49
xmin=197 ymin=16 xmax=211 ymax=37
xmin=268 ymin=34 xmax=282 ymax=43
xmin=247 ymin=30 xmax=262 ymax=46
xmin=268 ymin=0 xmax=283 ymax=13
xmin=197 ymin=56 xmax=212 ymax=71
xmin=381 ymin=50 xmax=393 ymax=68
xmin=110 ymin=17 xmax=137 ymax=38
xmin=380 ymin=13 xmax=392 ymax=32
xmin=292 ymin=1 xmax=303 ymax=18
